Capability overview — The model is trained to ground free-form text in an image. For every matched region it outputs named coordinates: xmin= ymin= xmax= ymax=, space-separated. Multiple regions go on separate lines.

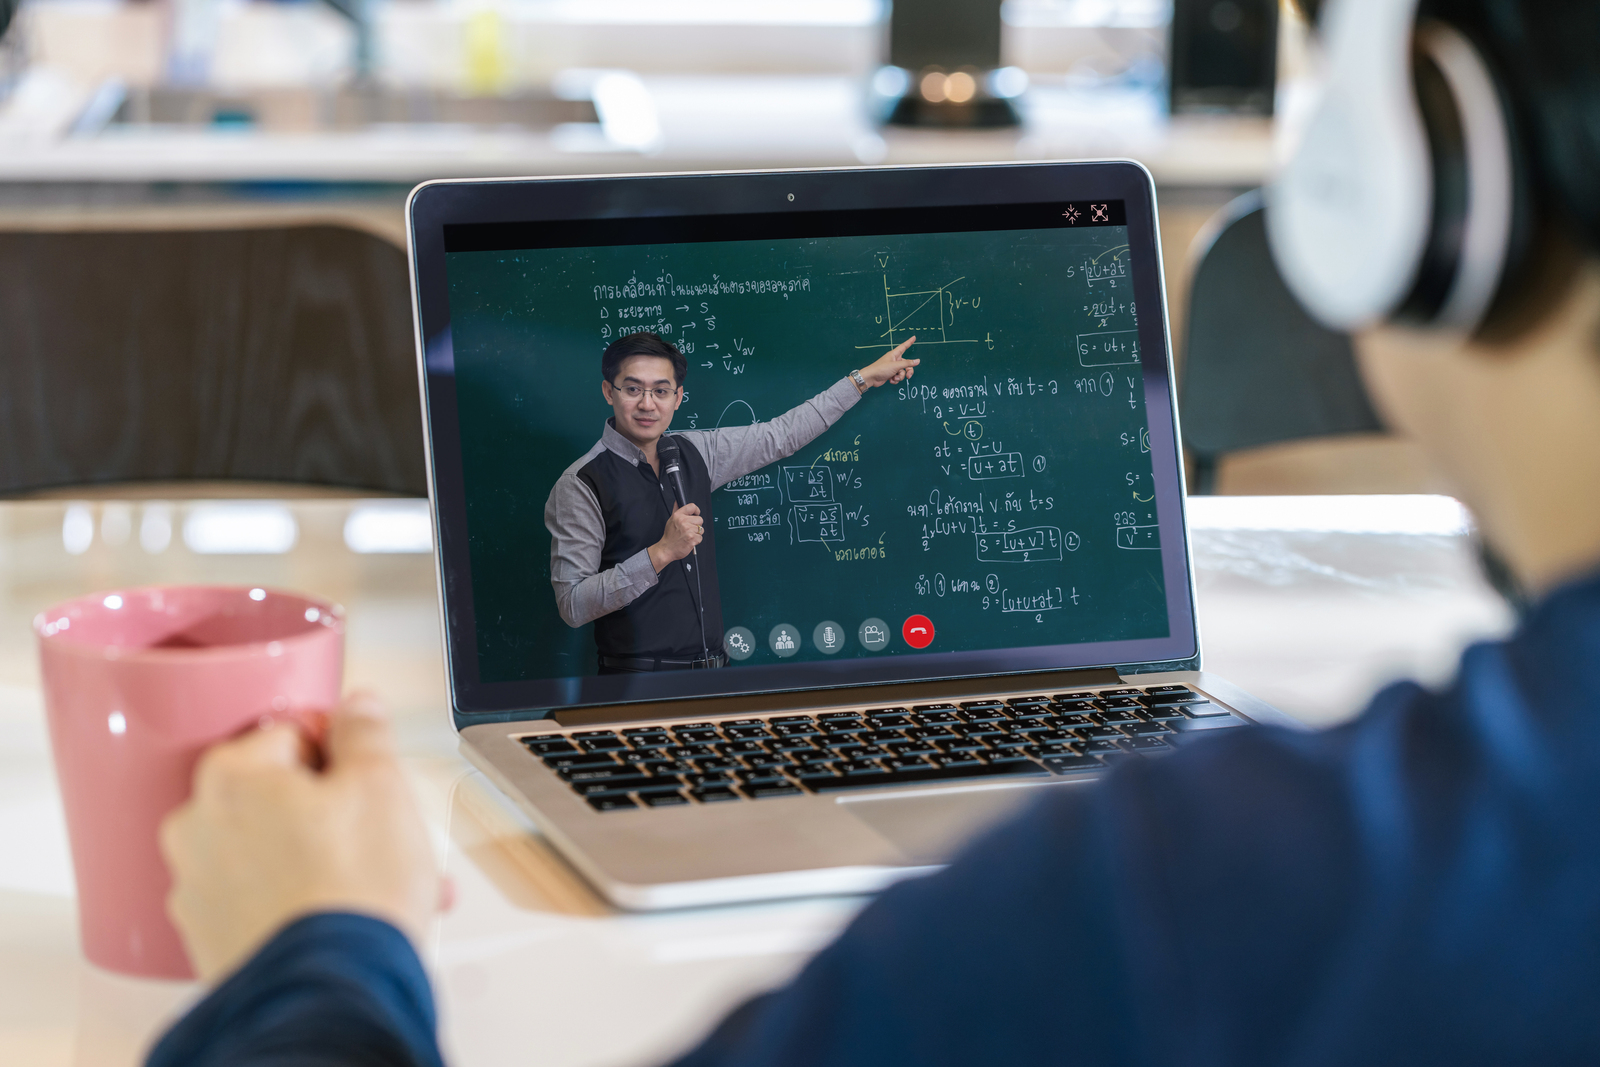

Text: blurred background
xmin=0 ymin=0 xmax=1440 ymax=496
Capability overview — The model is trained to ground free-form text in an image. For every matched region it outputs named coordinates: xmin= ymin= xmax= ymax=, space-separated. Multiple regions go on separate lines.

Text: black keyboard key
xmin=673 ymin=728 xmax=720 ymax=743
xmin=621 ymin=729 xmax=671 ymax=745
xmin=911 ymin=703 xmax=961 ymax=713
xmin=908 ymin=726 xmax=958 ymax=741
xmin=543 ymin=752 xmax=619 ymax=771
xmin=792 ymin=749 xmax=835 ymax=764
xmin=913 ymin=711 xmax=962 ymax=725
xmin=725 ymin=725 xmax=774 ymax=740
xmin=682 ymin=772 xmax=736 ymax=788
xmin=1124 ymin=736 xmax=1172 ymax=753
xmin=773 ymin=715 xmax=816 ymax=724
xmin=1044 ymin=755 xmax=1106 ymax=775
xmin=931 ymin=752 xmax=984 ymax=769
xmin=1139 ymin=704 xmax=1188 ymax=722
xmin=1091 ymin=710 xmax=1143 ymax=726
xmin=665 ymin=743 xmax=719 ymax=759
xmin=522 ymin=736 xmax=577 ymax=755
xmin=836 ymin=759 xmax=891 ymax=778
xmin=743 ymin=782 xmax=803 ymax=799
xmin=1072 ymin=740 xmax=1121 ymax=755
xmin=887 ymin=740 xmax=940 ymax=756
xmin=795 ymin=767 xmax=841 ymax=786
xmin=560 ymin=765 xmax=655 ymax=784
xmin=772 ymin=736 xmax=821 ymax=752
xmin=773 ymin=723 xmax=821 ymax=738
xmin=579 ymin=737 xmax=628 ymax=752
xmin=959 ymin=700 xmax=1006 ymax=710
xmin=1098 ymin=697 xmax=1145 ymax=711
xmin=1053 ymin=700 xmax=1097 ymax=715
xmin=723 ymin=740 xmax=770 ymax=756
xmin=736 ymin=771 xmax=790 ymax=788
xmin=937 ymin=736 xmax=990 ymax=753
xmin=570 ymin=775 xmax=663 ymax=797
xmin=690 ymin=757 xmax=740 ymax=773
xmin=1169 ymin=715 xmax=1244 ymax=734
xmin=691 ymin=785 xmax=740 ymax=803
xmin=1074 ymin=725 xmax=1123 ymax=741
xmin=959 ymin=706 xmax=1010 ymax=723
xmin=861 ymin=729 xmax=908 ymax=744
xmin=818 ymin=712 xmax=863 ymax=724
xmin=1181 ymin=701 xmax=1230 ymax=717
xmin=864 ymin=707 xmax=910 ymax=717
xmin=1010 ymin=720 xmax=1052 ymax=735
xmin=1055 ymin=713 xmax=1095 ymax=729
xmin=745 ymin=754 xmax=792 ymax=771
xmin=882 ymin=756 xmax=933 ymax=772
xmin=828 ymin=743 xmax=890 ymax=759
xmin=1033 ymin=741 xmax=1077 ymax=756
xmin=988 ymin=735 xmax=1033 ymax=750
xmin=956 ymin=723 xmax=1005 ymax=738
xmin=804 ymin=758 xmax=1050 ymax=793
xmin=1009 ymin=706 xmax=1052 ymax=722
xmin=1143 ymin=685 xmax=1199 ymax=703
xmin=1120 ymin=721 xmax=1171 ymax=738
xmin=1054 ymin=691 xmax=1097 ymax=701
xmin=573 ymin=729 xmax=620 ymax=740
xmin=819 ymin=721 xmax=864 ymax=735
xmin=1099 ymin=688 xmax=1142 ymax=698
xmin=587 ymin=795 xmax=638 ymax=811
xmin=639 ymin=790 xmax=690 ymax=807
xmin=866 ymin=714 xmax=914 ymax=728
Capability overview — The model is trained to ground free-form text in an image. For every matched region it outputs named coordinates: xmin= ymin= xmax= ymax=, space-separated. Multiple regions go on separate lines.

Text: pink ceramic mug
xmin=36 ymin=585 xmax=344 ymax=979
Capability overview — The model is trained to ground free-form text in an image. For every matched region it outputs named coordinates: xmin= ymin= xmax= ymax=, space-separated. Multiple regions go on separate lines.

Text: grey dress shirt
xmin=545 ymin=378 xmax=862 ymax=628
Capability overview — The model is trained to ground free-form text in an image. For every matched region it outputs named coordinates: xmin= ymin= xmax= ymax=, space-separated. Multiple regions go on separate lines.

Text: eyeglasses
xmin=612 ymin=383 xmax=678 ymax=402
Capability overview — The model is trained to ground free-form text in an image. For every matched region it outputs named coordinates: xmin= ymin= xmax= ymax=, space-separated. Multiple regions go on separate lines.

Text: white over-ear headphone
xmin=1267 ymin=0 xmax=1517 ymax=333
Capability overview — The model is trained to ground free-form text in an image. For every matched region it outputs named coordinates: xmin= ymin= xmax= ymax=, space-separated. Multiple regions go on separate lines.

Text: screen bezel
xmin=407 ymin=161 xmax=1196 ymax=721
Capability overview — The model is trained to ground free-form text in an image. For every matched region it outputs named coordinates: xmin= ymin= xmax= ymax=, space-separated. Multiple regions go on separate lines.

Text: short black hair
xmin=602 ymin=332 xmax=687 ymax=387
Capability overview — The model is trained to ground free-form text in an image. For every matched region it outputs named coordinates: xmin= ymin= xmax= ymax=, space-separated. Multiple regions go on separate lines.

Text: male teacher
xmin=545 ymin=330 xmax=919 ymax=673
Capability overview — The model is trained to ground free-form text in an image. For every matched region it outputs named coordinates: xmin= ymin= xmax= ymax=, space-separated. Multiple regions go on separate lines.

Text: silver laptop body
xmin=406 ymin=161 xmax=1295 ymax=910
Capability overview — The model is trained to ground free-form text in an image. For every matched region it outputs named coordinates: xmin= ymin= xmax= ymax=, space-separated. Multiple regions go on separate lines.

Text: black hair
xmin=601 ymin=332 xmax=687 ymax=387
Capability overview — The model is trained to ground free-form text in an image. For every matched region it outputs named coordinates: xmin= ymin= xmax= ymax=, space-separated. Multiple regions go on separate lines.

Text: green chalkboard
xmin=446 ymin=225 xmax=1167 ymax=684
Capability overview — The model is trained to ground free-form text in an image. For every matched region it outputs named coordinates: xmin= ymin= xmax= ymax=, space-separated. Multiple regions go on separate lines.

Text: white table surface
xmin=0 ymin=495 xmax=1512 ymax=1067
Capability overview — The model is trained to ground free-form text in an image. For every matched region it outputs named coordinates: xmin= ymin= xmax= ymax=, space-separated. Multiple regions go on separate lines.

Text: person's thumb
xmin=323 ymin=691 xmax=397 ymax=772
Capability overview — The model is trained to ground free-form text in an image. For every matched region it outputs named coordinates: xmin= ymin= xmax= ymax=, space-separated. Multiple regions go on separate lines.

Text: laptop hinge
xmin=552 ymin=667 xmax=1124 ymax=728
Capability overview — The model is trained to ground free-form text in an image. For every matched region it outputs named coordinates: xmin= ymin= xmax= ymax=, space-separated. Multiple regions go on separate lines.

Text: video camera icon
xmin=858 ymin=617 xmax=891 ymax=652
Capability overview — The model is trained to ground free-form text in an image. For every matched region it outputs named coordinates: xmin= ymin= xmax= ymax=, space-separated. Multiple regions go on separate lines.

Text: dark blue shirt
xmin=150 ymin=571 xmax=1600 ymax=1066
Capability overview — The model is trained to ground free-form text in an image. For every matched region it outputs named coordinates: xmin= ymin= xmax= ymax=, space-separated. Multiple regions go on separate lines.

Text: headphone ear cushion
xmin=1268 ymin=0 xmax=1432 ymax=331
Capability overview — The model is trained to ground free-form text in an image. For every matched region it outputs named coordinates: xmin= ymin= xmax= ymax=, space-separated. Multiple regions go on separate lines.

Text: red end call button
xmin=902 ymin=614 xmax=935 ymax=649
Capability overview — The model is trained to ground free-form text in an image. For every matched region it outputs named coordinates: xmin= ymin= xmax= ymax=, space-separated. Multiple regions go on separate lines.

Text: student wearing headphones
xmin=149 ymin=0 xmax=1600 ymax=1062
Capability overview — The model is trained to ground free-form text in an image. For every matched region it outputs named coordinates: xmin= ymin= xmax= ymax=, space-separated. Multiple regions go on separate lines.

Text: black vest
xmin=576 ymin=431 xmax=724 ymax=659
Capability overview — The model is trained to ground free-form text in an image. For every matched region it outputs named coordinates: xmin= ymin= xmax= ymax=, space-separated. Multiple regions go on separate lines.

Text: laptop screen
xmin=411 ymin=164 xmax=1196 ymax=716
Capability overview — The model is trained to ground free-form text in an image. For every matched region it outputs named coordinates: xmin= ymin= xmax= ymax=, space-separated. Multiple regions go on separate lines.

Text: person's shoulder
xmin=549 ymin=442 xmax=609 ymax=498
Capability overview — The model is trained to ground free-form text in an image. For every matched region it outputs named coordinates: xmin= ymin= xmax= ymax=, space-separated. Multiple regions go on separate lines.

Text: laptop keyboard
xmin=520 ymin=685 xmax=1242 ymax=811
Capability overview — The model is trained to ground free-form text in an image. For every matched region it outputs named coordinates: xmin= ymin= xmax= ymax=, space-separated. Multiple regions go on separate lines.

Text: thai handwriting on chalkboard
xmin=593 ymin=273 xmax=811 ymax=300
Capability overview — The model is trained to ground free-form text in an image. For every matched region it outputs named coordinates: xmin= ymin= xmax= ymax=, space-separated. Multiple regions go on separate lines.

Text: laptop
xmin=406 ymin=161 xmax=1295 ymax=910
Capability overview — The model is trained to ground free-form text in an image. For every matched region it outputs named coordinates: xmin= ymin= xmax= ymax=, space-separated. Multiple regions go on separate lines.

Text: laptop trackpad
xmin=838 ymin=783 xmax=1055 ymax=865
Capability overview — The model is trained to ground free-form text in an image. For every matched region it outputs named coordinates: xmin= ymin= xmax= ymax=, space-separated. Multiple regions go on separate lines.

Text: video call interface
xmin=443 ymin=201 xmax=1172 ymax=688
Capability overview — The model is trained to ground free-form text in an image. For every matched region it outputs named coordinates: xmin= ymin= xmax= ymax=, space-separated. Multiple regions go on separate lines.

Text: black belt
xmin=598 ymin=652 xmax=728 ymax=672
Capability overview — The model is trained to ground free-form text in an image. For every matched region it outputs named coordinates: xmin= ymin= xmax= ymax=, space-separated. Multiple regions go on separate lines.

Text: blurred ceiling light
xmin=343 ymin=501 xmax=435 ymax=555
xmin=919 ymin=71 xmax=947 ymax=103
xmin=183 ymin=503 xmax=298 ymax=555
xmin=140 ymin=502 xmax=173 ymax=554
xmin=944 ymin=71 xmax=977 ymax=104
xmin=872 ymin=65 xmax=911 ymax=98
xmin=592 ymin=71 xmax=662 ymax=151
xmin=987 ymin=65 xmax=1030 ymax=98
xmin=534 ymin=0 xmax=885 ymax=25
xmin=62 ymin=504 xmax=93 ymax=556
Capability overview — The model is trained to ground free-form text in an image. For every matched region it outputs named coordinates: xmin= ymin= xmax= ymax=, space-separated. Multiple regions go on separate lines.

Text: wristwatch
xmin=849 ymin=369 xmax=868 ymax=391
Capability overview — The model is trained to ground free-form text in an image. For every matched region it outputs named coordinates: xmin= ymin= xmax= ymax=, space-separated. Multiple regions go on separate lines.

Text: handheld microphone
xmin=657 ymin=437 xmax=690 ymax=509
xmin=656 ymin=436 xmax=711 ymax=663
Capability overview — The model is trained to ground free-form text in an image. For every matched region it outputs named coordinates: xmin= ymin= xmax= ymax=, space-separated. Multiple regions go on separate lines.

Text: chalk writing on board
xmin=975 ymin=526 xmax=1063 ymax=563
xmin=783 ymin=466 xmax=834 ymax=503
xmin=856 ymin=257 xmax=993 ymax=351
xmin=791 ymin=503 xmax=843 ymax=543
xmin=1077 ymin=330 xmax=1140 ymax=368
xmin=1115 ymin=523 xmax=1160 ymax=550
xmin=1084 ymin=246 xmax=1130 ymax=286
xmin=966 ymin=452 xmax=1024 ymax=480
